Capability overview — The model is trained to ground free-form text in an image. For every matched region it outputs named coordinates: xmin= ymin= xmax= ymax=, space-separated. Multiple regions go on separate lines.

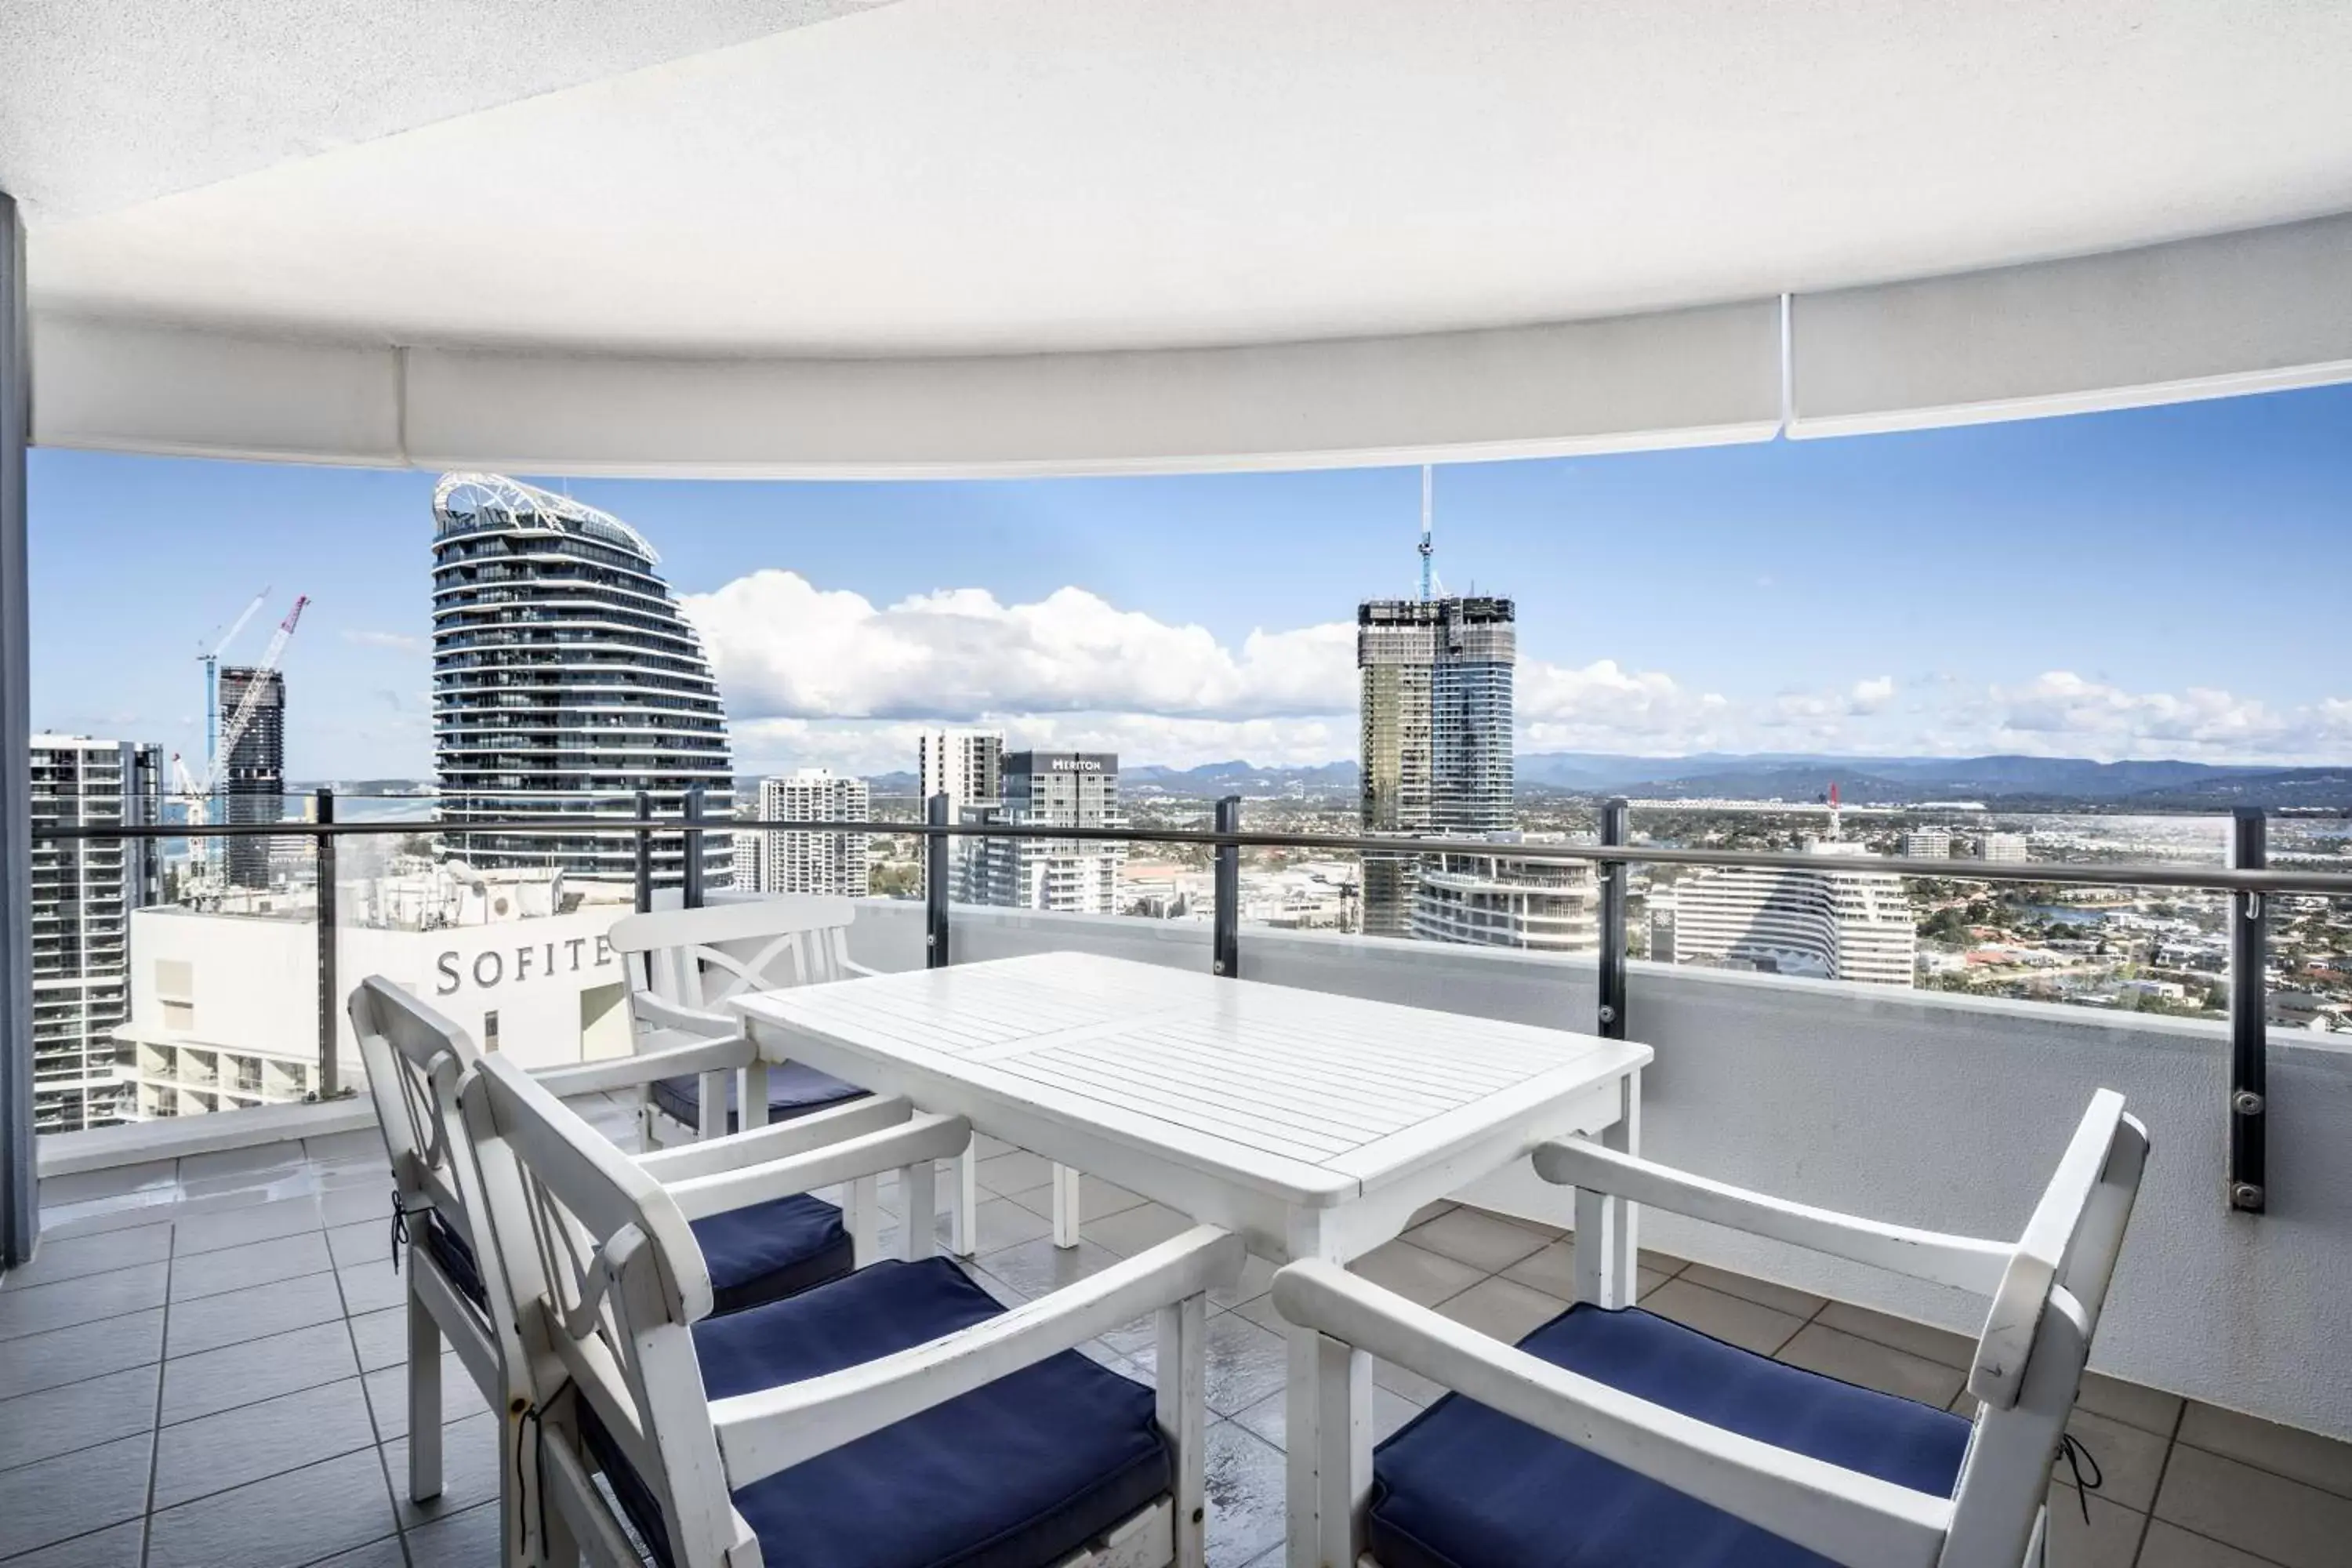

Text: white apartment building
xmin=1900 ymin=827 xmax=1955 ymax=861
xmin=1661 ymin=840 xmax=1916 ymax=986
xmin=749 ymin=770 xmax=870 ymax=897
xmin=30 ymin=735 xmax=165 ymax=1133
xmin=1410 ymin=837 xmax=1599 ymax=953
xmin=971 ymin=750 xmax=1125 ymax=914
xmin=117 ymin=865 xmax=635 ymax=1119
xmin=919 ymin=730 xmax=1003 ymax=902
xmin=1979 ymin=832 xmax=2031 ymax=863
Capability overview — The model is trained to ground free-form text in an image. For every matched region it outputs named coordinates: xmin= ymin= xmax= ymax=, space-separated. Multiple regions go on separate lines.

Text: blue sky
xmin=27 ymin=382 xmax=2352 ymax=780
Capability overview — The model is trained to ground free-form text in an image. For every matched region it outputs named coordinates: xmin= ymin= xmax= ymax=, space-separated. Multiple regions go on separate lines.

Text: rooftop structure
xmin=1410 ymin=837 xmax=1600 ymax=954
xmin=750 ymin=769 xmax=870 ymax=897
xmin=970 ymin=751 xmax=1125 ymax=914
xmin=1658 ymin=840 xmax=1918 ymax=986
xmin=429 ymin=473 xmax=733 ymax=887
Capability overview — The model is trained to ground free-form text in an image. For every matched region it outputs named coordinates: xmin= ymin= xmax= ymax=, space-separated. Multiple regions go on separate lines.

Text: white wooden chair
xmin=352 ymin=977 xmax=920 ymax=1566
xmin=1271 ymin=1091 xmax=2150 ymax=1568
xmin=612 ymin=896 xmax=1085 ymax=1258
xmin=459 ymin=1046 xmax=1243 ymax=1568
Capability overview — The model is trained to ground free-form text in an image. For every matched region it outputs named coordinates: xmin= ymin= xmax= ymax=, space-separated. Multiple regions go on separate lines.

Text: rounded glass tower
xmin=430 ymin=474 xmax=733 ymax=887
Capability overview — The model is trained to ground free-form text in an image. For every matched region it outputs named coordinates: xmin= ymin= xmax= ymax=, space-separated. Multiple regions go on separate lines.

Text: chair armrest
xmin=533 ymin=1036 xmax=753 ymax=1098
xmin=1271 ymin=1261 xmax=1952 ymax=1568
xmin=636 ymin=1095 xmax=909 ymax=1181
xmin=712 ymin=1226 xmax=1245 ymax=1484
xmin=1533 ymin=1139 xmax=2013 ymax=1295
xmin=632 ymin=991 xmax=735 ymax=1039
xmin=664 ymin=1112 xmax=971 ymax=1222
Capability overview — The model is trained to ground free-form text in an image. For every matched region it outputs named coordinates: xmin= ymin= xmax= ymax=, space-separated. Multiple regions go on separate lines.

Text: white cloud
xmin=685 ymin=572 xmax=1354 ymax=720
xmin=343 ymin=629 xmax=424 ymax=654
xmin=684 ymin=570 xmax=2352 ymax=773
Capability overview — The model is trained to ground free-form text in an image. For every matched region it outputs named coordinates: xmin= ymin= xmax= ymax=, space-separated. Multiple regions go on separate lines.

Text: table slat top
xmin=735 ymin=952 xmax=1650 ymax=1204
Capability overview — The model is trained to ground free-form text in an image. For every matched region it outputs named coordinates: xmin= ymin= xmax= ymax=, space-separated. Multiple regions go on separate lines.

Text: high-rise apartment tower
xmin=1357 ymin=595 xmax=1516 ymax=935
xmin=431 ymin=474 xmax=733 ymax=887
xmin=750 ymin=770 xmax=871 ymax=897
xmin=971 ymin=751 xmax=1125 ymax=913
xmin=215 ymin=665 xmax=285 ymax=888
xmin=31 ymin=736 xmax=164 ymax=1132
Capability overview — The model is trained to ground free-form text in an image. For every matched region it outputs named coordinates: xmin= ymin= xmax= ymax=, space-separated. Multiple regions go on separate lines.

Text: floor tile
xmin=145 ymin=1446 xmax=401 ymax=1568
xmin=168 ymin=1231 xmax=334 ymax=1304
xmin=336 ymin=1258 xmax=411 ymax=1316
xmin=968 ymin=1236 xmax=1124 ymax=1300
xmin=404 ymin=1501 xmax=501 ymax=1568
xmin=2179 ymin=1400 xmax=2352 ymax=1501
xmin=2040 ymin=1483 xmax=2148 ymax=1568
xmin=383 ymin=1407 xmax=502 ymax=1527
xmin=1641 ymin=1276 xmax=1810 ymax=1356
xmin=170 ymin=1196 xmax=325 ymax=1258
xmin=165 ymin=1269 xmax=347 ymax=1359
xmin=930 ymin=1196 xmax=1051 ymax=1255
xmin=350 ymin=1305 xmax=411 ymax=1374
xmin=36 ymin=1160 xmax=179 ymax=1208
xmin=0 ymin=1432 xmax=152 ymax=1559
xmin=1007 ymin=1172 xmax=1152 ymax=1228
xmin=1402 ymin=1207 xmax=1552 ymax=1273
xmin=1773 ymin=1323 xmax=1965 ymax=1409
xmin=2154 ymin=1442 xmax=2352 ymax=1568
xmin=0 ymin=1262 xmax=168 ymax=1342
xmin=1813 ymin=1299 xmax=1975 ymax=1370
xmin=0 ymin=1519 xmax=147 ymax=1567
xmin=0 ymin=1363 xmax=159 ymax=1473
xmin=1676 ymin=1261 xmax=1828 ymax=1319
xmin=160 ymin=1319 xmax=358 ymax=1425
xmin=975 ymin=1148 xmax=1054 ymax=1196
xmin=2054 ymin=1406 xmax=2172 ymax=1514
xmin=326 ymin=1220 xmax=392 ymax=1271
xmin=152 ymin=1377 xmax=377 ymax=1511
xmin=1203 ymin=1421 xmax=1287 ymax=1568
xmin=1229 ymin=1383 xmax=1421 ymax=1450
xmin=1432 ymin=1276 xmax=1572 ymax=1346
xmin=303 ymin=1130 xmax=391 ymax=1171
xmin=1 ymin=1223 xmax=173 ymax=1292
xmin=179 ymin=1142 xmax=309 ymax=1184
xmin=1082 ymin=1201 xmax=1195 ymax=1258
xmin=305 ymin=1530 xmax=411 ymax=1568
xmin=1348 ymin=1239 xmax=1485 ymax=1308
xmin=362 ymin=1350 xmax=481 ymax=1443
xmin=2135 ymin=1519 xmax=2281 ymax=1567
xmin=1406 ymin=1201 xmax=1456 ymax=1229
xmin=1372 ymin=1356 xmax=1447 ymax=1406
xmin=2074 ymin=1369 xmax=2184 ymax=1438
xmin=1114 ymin=1308 xmax=1293 ymax=1417
xmin=320 ymin=1185 xmax=393 ymax=1229
xmin=0 ymin=1308 xmax=165 ymax=1402
xmin=1212 ymin=1253 xmax=1278 ymax=1312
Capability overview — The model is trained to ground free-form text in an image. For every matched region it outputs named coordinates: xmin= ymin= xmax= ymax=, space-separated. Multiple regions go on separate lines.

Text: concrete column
xmin=1 ymin=191 xmax=34 ymax=1266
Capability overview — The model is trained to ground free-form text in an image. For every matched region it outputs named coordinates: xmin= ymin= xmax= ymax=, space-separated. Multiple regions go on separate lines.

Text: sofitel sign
xmin=436 ymin=934 xmax=616 ymax=996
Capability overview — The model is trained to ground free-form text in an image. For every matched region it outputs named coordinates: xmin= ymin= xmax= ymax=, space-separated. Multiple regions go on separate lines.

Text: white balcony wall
xmin=844 ymin=899 xmax=2352 ymax=1443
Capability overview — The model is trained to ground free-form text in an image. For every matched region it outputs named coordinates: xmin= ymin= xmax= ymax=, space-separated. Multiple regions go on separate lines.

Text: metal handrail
xmin=28 ymin=813 xmax=2352 ymax=896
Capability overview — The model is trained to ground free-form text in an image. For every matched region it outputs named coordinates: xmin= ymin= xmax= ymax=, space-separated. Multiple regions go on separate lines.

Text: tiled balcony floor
xmin=9 ymin=1098 xmax=2351 ymax=1567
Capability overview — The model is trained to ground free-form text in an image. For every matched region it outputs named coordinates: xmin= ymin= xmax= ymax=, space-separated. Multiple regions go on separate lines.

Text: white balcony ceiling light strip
xmin=6 ymin=0 xmax=2352 ymax=476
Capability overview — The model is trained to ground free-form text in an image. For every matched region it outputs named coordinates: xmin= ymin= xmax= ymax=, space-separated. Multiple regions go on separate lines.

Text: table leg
xmin=1052 ymin=1162 xmax=1082 ymax=1249
xmin=1572 ymin=1067 xmax=1642 ymax=1308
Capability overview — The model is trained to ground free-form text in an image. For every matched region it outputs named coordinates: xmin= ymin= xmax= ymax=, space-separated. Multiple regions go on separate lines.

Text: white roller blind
xmin=32 ymin=302 xmax=1782 ymax=477
xmin=1790 ymin=212 xmax=2352 ymax=439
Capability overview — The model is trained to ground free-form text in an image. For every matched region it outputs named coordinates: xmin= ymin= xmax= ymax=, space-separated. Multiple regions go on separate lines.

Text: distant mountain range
xmin=1095 ymin=753 xmax=2352 ymax=809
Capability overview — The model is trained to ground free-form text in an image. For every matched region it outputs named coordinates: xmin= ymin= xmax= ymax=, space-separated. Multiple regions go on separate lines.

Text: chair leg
xmin=848 ymin=1174 xmax=881 ymax=1266
xmin=952 ymin=1147 xmax=980 ymax=1258
xmin=1052 ymin=1162 xmax=1082 ymax=1249
xmin=407 ymin=1282 xmax=444 ymax=1502
xmin=902 ymin=1160 xmax=938 ymax=1261
xmin=1156 ymin=1297 xmax=1207 ymax=1568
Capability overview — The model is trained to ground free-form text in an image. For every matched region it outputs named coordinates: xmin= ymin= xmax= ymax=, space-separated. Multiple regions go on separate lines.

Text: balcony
xmin=5 ymin=902 xmax=2350 ymax=1566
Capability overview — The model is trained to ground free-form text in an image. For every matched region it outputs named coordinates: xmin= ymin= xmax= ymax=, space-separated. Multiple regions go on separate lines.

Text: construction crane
xmin=1418 ymin=465 xmax=1436 ymax=601
xmin=198 ymin=589 xmax=270 ymax=789
xmin=205 ymin=594 xmax=309 ymax=794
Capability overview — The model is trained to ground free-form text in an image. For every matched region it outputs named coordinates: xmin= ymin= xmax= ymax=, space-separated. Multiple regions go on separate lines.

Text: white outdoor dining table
xmin=731 ymin=950 xmax=1652 ymax=1568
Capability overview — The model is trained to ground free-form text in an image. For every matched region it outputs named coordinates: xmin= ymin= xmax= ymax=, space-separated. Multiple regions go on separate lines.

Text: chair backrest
xmin=464 ymin=1049 xmax=742 ymax=1567
xmin=350 ymin=975 xmax=482 ymax=1227
xmin=1944 ymin=1091 xmax=2150 ymax=1565
xmin=611 ymin=895 xmax=861 ymax=1022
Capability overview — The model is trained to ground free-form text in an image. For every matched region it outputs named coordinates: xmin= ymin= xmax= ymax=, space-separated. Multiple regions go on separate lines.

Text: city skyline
xmin=24 ymin=380 xmax=2352 ymax=782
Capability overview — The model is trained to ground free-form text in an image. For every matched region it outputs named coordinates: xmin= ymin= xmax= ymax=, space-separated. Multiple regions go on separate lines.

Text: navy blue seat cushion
xmin=1368 ymin=1303 xmax=1972 ymax=1568
xmin=586 ymin=1257 xmax=1171 ymax=1568
xmin=421 ymin=1195 xmax=850 ymax=1318
xmin=652 ymin=1060 xmax=866 ymax=1134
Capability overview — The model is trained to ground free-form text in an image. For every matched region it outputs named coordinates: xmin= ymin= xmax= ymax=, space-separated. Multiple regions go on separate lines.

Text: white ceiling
xmin=12 ymin=0 xmax=2352 ymax=359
